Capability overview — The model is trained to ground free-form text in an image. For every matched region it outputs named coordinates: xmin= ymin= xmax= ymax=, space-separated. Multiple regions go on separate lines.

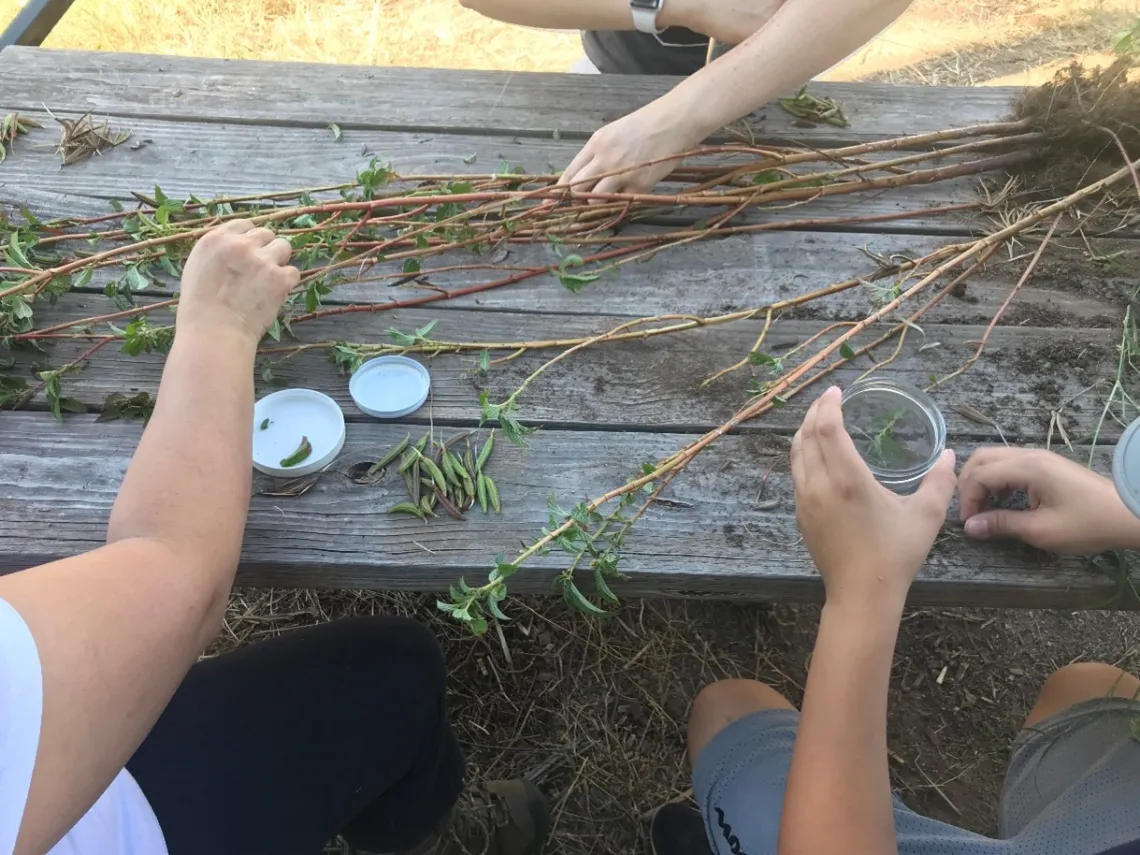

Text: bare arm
xmin=554 ymin=0 xmax=915 ymax=194
xmin=4 ymin=221 xmax=297 ymax=854
xmin=671 ymin=0 xmax=914 ymax=142
xmin=780 ymin=602 xmax=901 ymax=854
xmin=459 ymin=0 xmax=638 ymax=30
xmin=782 ymin=388 xmax=956 ymax=855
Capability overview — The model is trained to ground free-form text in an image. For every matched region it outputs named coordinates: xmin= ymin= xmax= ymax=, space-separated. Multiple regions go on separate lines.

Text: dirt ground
xmin=2 ymin=0 xmax=1137 ymax=85
xmin=226 ymin=590 xmax=1140 ymax=854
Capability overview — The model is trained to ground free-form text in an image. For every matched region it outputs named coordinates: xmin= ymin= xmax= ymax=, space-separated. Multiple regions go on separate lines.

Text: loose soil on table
xmin=221 ymin=591 xmax=1140 ymax=855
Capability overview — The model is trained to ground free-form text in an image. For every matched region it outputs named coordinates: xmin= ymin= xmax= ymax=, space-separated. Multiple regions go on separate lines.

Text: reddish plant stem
xmin=286 ymin=242 xmax=655 ymax=325
xmin=14 ymin=298 xmax=178 ymax=340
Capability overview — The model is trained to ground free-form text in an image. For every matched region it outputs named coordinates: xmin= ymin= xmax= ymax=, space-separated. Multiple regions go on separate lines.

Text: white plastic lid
xmin=252 ymin=389 xmax=346 ymax=478
xmin=349 ymin=356 xmax=431 ymax=419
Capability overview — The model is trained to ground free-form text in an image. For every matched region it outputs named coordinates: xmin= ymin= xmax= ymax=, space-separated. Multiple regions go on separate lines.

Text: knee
xmin=1026 ymin=662 xmax=1140 ymax=727
xmin=688 ymin=679 xmax=795 ymax=765
xmin=339 ymin=616 xmax=446 ymax=687
xmin=1043 ymin=662 xmax=1135 ymax=695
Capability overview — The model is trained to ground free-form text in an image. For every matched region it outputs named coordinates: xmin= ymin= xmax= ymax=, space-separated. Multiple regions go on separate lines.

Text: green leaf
xmin=402 ymin=257 xmax=422 ymax=275
xmin=159 ymin=253 xmax=181 ymax=278
xmin=547 ymin=495 xmax=569 ymax=521
xmin=74 ymin=268 xmax=94 ymax=289
xmin=109 ymin=199 xmax=124 ymax=212
xmin=329 ymin=123 xmax=343 ymax=141
xmin=58 ymin=396 xmax=87 ymax=415
xmin=5 ymin=232 xmax=32 ymax=269
xmin=468 ymin=615 xmax=489 ymax=635
xmin=331 ymin=344 xmax=364 ymax=375
xmin=487 ymin=597 xmax=509 ymax=622
xmin=122 ymin=265 xmax=151 ymax=292
xmin=387 ymin=327 xmax=418 ymax=347
xmin=594 ymin=568 xmax=620 ymax=605
xmin=494 ymin=559 xmax=518 ymax=580
xmin=436 ymin=600 xmax=458 ymax=614
xmin=839 ymin=342 xmax=856 ymax=361
xmin=556 ymin=254 xmax=600 ymax=293
xmin=462 ymin=153 xmax=477 ymax=165
xmin=478 ymin=349 xmax=490 ymax=372
xmin=748 ymin=351 xmax=778 ymax=367
xmin=304 ymin=281 xmax=331 ymax=313
xmin=562 ymin=580 xmax=611 ymax=618
xmin=266 ymin=319 xmax=282 ymax=342
xmin=98 ymin=391 xmax=156 ymax=424
xmin=570 ymin=502 xmax=591 ymax=526
xmin=415 ymin=320 xmax=438 ymax=339
xmin=751 ymin=170 xmax=781 ymax=185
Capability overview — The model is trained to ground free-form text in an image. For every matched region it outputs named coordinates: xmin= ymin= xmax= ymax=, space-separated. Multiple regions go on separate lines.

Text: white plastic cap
xmin=349 ymin=356 xmax=431 ymax=419
xmin=252 ymin=389 xmax=346 ymax=478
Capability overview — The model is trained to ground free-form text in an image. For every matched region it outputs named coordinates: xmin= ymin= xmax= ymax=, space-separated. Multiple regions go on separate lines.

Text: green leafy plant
xmin=1115 ymin=16 xmax=1140 ymax=55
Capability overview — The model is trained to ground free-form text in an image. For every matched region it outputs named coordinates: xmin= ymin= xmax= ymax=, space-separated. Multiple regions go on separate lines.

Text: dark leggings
xmin=126 ymin=617 xmax=465 ymax=855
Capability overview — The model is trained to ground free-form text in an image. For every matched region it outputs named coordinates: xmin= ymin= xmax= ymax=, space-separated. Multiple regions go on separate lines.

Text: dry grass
xmin=2 ymin=0 xmax=1136 ymax=84
xmin=0 ymin=0 xmax=583 ymax=70
xmin=220 ymin=589 xmax=1140 ymax=855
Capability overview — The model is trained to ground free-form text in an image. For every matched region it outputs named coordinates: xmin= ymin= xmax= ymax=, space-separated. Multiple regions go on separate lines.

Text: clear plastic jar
xmin=841 ymin=378 xmax=947 ymax=494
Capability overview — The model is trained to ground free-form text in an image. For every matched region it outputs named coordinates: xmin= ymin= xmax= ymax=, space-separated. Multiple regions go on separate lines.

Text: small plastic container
xmin=252 ymin=389 xmax=346 ymax=478
xmin=349 ymin=356 xmax=431 ymax=419
xmin=842 ymin=378 xmax=946 ymax=494
xmin=1113 ymin=417 xmax=1140 ymax=518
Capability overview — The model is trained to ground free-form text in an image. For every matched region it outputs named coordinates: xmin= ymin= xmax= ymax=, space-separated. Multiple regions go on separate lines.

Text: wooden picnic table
xmin=1 ymin=47 xmax=1136 ymax=609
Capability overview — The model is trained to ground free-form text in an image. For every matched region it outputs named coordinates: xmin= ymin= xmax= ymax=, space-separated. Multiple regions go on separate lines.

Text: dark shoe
xmin=351 ymin=779 xmax=550 ymax=855
xmin=650 ymin=802 xmax=713 ymax=855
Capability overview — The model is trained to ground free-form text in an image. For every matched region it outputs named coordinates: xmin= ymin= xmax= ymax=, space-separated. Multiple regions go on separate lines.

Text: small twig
xmin=929 ymin=213 xmax=1062 ymax=390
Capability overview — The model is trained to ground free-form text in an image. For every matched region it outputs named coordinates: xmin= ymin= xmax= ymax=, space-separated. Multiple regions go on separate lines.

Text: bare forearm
xmin=669 ymin=0 xmax=914 ymax=139
xmin=108 ymin=326 xmax=255 ymax=580
xmin=779 ymin=599 xmax=902 ymax=855
xmin=457 ymin=0 xmax=693 ymax=31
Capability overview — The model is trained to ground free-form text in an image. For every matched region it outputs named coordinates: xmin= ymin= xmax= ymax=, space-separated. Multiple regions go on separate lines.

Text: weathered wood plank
xmin=0 ymin=412 xmax=1131 ymax=608
xmin=9 ymin=297 xmax=1123 ymax=443
xmin=0 ymin=111 xmax=1000 ymax=237
xmin=8 ymin=206 xmax=1130 ymax=327
xmin=0 ymin=48 xmax=1022 ymax=147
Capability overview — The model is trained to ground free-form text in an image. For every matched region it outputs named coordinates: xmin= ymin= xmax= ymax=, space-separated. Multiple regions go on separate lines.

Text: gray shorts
xmin=694 ymin=698 xmax=1140 ymax=855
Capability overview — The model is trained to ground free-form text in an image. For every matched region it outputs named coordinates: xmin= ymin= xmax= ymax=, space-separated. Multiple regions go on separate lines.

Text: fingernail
xmin=964 ymin=517 xmax=987 ymax=538
xmin=942 ymin=448 xmax=956 ymax=468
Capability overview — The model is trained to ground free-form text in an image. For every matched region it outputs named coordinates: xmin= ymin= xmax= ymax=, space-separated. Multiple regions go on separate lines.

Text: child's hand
xmin=958 ymin=447 xmax=1140 ymax=554
xmin=791 ymin=387 xmax=957 ymax=609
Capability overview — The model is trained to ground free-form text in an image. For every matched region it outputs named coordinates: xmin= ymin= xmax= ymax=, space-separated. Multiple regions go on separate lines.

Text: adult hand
xmin=791 ymin=387 xmax=958 ymax=608
xmin=958 ymin=447 xmax=1140 ymax=554
xmin=558 ymin=98 xmax=701 ymax=198
xmin=176 ymin=219 xmax=300 ymax=342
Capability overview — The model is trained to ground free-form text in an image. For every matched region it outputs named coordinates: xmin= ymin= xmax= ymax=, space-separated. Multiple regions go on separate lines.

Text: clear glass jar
xmin=841 ymin=378 xmax=947 ymax=494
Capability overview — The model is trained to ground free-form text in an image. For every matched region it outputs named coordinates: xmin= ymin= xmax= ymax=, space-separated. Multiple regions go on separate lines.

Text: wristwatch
xmin=630 ymin=0 xmax=665 ymax=34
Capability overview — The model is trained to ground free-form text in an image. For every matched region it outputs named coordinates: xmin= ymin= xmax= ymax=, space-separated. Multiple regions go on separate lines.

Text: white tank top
xmin=0 ymin=597 xmax=169 ymax=855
